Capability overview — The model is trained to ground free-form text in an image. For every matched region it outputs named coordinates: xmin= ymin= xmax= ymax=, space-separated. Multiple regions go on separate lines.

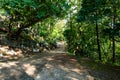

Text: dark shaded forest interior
xmin=0 ymin=0 xmax=120 ymax=80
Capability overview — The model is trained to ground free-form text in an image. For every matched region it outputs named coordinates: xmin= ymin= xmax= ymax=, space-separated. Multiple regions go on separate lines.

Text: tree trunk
xmin=7 ymin=23 xmax=12 ymax=38
xmin=95 ymin=20 xmax=101 ymax=61
xmin=112 ymin=0 xmax=116 ymax=63
xmin=112 ymin=36 xmax=115 ymax=63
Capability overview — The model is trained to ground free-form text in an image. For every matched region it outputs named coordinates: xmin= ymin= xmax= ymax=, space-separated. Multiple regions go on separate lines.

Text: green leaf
xmin=36 ymin=11 xmax=45 ymax=19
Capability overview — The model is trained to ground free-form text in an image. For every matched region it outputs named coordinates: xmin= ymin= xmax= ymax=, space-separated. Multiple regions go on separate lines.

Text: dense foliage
xmin=64 ymin=0 xmax=120 ymax=65
xmin=0 ymin=0 xmax=120 ymax=66
xmin=0 ymin=0 xmax=69 ymax=39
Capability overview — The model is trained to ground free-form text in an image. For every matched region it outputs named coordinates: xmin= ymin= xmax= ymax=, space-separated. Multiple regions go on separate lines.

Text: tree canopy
xmin=0 ymin=0 xmax=120 ymax=66
xmin=0 ymin=0 xmax=70 ymax=38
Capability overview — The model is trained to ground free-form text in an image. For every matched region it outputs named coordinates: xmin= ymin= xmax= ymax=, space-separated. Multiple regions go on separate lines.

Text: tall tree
xmin=103 ymin=0 xmax=120 ymax=63
xmin=63 ymin=0 xmax=82 ymax=54
xmin=77 ymin=0 xmax=109 ymax=60
xmin=111 ymin=0 xmax=117 ymax=63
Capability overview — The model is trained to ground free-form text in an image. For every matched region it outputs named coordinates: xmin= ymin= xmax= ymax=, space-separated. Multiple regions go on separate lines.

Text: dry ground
xmin=0 ymin=42 xmax=120 ymax=80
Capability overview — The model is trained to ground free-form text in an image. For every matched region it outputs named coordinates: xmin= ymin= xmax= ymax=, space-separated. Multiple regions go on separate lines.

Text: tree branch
xmin=12 ymin=14 xmax=51 ymax=38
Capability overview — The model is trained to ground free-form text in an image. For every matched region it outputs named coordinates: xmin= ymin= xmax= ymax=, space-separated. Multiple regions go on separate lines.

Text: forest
xmin=0 ymin=0 xmax=120 ymax=80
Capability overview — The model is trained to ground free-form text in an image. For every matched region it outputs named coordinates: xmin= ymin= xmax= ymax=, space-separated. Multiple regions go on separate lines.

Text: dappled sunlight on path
xmin=0 ymin=41 xmax=95 ymax=80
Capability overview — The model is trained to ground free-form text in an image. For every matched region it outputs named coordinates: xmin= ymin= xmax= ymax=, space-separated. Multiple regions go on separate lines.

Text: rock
xmin=7 ymin=50 xmax=17 ymax=55
xmin=0 ymin=53 xmax=3 ymax=57
xmin=33 ymin=49 xmax=40 ymax=52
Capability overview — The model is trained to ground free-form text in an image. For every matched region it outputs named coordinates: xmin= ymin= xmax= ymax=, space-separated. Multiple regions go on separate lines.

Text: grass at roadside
xmin=76 ymin=56 xmax=120 ymax=80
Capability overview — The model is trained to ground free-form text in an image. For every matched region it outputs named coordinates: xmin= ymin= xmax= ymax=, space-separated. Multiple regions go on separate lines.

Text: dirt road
xmin=0 ymin=42 xmax=119 ymax=80
xmin=0 ymin=42 xmax=93 ymax=80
